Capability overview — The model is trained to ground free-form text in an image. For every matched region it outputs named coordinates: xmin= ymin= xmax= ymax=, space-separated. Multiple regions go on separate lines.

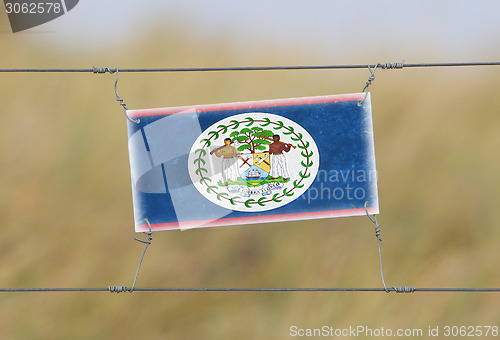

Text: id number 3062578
xmin=443 ymin=325 xmax=498 ymax=337
xmin=5 ymin=2 xmax=62 ymax=14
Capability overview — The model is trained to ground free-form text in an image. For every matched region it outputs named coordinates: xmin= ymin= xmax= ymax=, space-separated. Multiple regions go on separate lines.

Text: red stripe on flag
xmin=135 ymin=206 xmax=379 ymax=232
xmin=127 ymin=93 xmax=366 ymax=118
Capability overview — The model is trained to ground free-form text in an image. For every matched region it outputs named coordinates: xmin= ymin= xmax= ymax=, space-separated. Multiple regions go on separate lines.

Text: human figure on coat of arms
xmin=211 ymin=138 xmax=240 ymax=186
xmin=268 ymin=134 xmax=293 ymax=181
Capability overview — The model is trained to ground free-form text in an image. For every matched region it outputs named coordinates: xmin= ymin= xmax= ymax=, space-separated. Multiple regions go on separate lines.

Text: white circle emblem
xmin=188 ymin=113 xmax=319 ymax=212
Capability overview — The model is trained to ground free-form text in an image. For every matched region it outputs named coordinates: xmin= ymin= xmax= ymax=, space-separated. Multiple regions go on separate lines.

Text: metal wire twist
xmin=364 ymin=202 xmax=416 ymax=294
xmin=358 ymin=64 xmax=378 ymax=106
xmin=365 ymin=202 xmax=387 ymax=293
xmin=108 ymin=286 xmax=129 ymax=293
xmin=92 ymin=66 xmax=139 ymax=124
xmin=129 ymin=219 xmax=154 ymax=293
xmin=92 ymin=67 xmax=115 ymax=74
xmin=391 ymin=286 xmax=416 ymax=293
xmin=380 ymin=61 xmax=405 ymax=69
xmin=358 ymin=61 xmax=404 ymax=106
xmin=112 ymin=68 xmax=140 ymax=124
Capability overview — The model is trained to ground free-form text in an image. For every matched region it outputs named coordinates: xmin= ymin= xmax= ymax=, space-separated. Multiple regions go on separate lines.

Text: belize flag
xmin=126 ymin=93 xmax=378 ymax=232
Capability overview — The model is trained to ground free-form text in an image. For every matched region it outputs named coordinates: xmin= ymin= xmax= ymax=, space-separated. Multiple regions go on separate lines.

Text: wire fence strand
xmin=0 ymin=61 xmax=500 ymax=73
xmin=0 ymin=287 xmax=499 ymax=293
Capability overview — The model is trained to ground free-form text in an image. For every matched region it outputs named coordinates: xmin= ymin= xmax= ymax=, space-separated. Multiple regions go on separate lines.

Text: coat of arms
xmin=189 ymin=112 xmax=319 ymax=212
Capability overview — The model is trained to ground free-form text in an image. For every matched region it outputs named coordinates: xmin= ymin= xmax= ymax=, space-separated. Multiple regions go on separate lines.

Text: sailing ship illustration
xmin=246 ymin=168 xmax=262 ymax=180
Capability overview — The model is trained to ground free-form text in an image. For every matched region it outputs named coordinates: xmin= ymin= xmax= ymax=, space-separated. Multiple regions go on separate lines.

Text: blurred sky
xmin=2 ymin=0 xmax=500 ymax=62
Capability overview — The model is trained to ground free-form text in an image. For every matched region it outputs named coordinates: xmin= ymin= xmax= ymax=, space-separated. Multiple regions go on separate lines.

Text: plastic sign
xmin=126 ymin=93 xmax=379 ymax=232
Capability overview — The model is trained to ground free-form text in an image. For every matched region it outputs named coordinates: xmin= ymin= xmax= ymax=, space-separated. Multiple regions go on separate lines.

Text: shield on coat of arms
xmin=239 ymin=152 xmax=270 ymax=186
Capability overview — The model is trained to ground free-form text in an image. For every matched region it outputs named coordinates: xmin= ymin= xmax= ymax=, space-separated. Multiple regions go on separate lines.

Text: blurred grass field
xmin=1 ymin=16 xmax=500 ymax=340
